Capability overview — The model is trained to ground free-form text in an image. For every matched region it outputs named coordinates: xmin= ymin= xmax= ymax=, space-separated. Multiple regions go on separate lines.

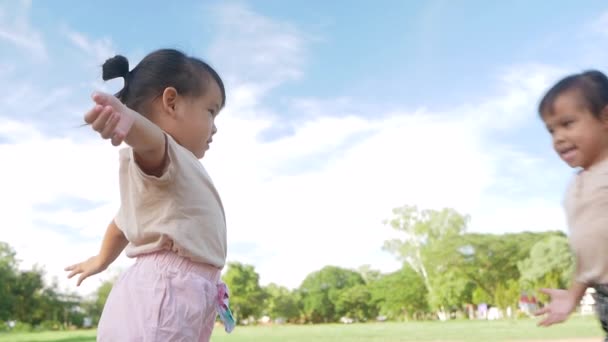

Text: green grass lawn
xmin=0 ymin=316 xmax=603 ymax=342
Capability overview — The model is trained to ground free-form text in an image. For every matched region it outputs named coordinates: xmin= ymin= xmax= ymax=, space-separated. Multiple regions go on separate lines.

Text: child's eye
xmin=563 ymin=120 xmax=574 ymax=127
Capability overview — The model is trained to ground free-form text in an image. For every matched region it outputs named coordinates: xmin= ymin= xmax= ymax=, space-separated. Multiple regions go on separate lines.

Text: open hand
xmin=64 ymin=255 xmax=107 ymax=286
xmin=535 ymin=288 xmax=577 ymax=326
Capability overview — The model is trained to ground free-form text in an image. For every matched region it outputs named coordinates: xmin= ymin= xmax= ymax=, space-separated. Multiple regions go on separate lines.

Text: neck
xmin=585 ymin=148 xmax=608 ymax=171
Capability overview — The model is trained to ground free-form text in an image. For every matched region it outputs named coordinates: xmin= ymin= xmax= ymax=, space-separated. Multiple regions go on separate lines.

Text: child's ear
xmin=161 ymin=87 xmax=178 ymax=117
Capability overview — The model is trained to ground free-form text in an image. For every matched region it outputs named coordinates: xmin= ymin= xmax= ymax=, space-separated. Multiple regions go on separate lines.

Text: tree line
xmin=224 ymin=206 xmax=572 ymax=323
xmin=0 ymin=205 xmax=574 ymax=330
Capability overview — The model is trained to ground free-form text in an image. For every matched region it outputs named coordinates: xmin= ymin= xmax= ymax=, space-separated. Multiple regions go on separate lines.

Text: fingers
xmin=534 ymin=307 xmax=549 ymax=316
xmin=66 ymin=265 xmax=83 ymax=279
xmin=87 ymin=105 xmax=124 ymax=141
xmin=538 ymin=318 xmax=551 ymax=327
xmin=539 ymin=288 xmax=556 ymax=296
xmin=91 ymin=106 xmax=113 ymax=133
xmin=88 ymin=91 xmax=133 ymax=143
xmin=92 ymin=91 xmax=122 ymax=109
xmin=100 ymin=112 xmax=120 ymax=139
xmin=111 ymin=132 xmax=125 ymax=146
xmin=538 ymin=314 xmax=563 ymax=327
xmin=77 ymin=271 xmax=91 ymax=287
xmin=84 ymin=105 xmax=103 ymax=125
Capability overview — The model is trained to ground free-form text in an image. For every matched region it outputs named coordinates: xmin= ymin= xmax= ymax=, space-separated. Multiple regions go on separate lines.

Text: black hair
xmin=101 ymin=49 xmax=226 ymax=114
xmin=538 ymin=70 xmax=608 ymax=118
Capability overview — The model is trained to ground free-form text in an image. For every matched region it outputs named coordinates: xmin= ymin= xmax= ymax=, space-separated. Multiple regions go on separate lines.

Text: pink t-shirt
xmin=114 ymin=134 xmax=227 ymax=268
xmin=564 ymin=158 xmax=608 ymax=285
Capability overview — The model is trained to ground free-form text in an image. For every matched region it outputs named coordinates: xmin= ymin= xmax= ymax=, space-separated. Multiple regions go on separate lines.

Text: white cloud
xmin=457 ymin=64 xmax=567 ymax=132
xmin=0 ymin=0 xmax=47 ymax=59
xmin=0 ymin=2 xmax=579 ymax=296
xmin=208 ymin=2 xmax=310 ymax=88
xmin=64 ymin=29 xmax=116 ymax=65
xmin=203 ymin=65 xmax=570 ymax=289
xmin=0 ymin=120 xmax=131 ymax=295
xmin=2 ymin=63 xmax=567 ymax=293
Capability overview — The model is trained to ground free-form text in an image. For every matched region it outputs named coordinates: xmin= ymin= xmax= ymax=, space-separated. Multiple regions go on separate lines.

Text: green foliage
xmin=369 ymin=266 xmax=429 ymax=320
xmin=299 ymin=266 xmax=365 ymax=323
xmin=11 ymin=322 xmax=32 ymax=333
xmin=357 ymin=265 xmax=382 ymax=284
xmin=494 ymin=279 xmax=521 ymax=310
xmin=263 ymin=283 xmax=301 ymax=322
xmin=382 ymin=205 xmax=470 ymax=311
xmin=223 ymin=262 xmax=267 ymax=321
xmin=334 ymin=284 xmax=376 ymax=321
xmin=12 ymin=268 xmax=45 ymax=324
xmin=0 ymin=217 xmax=578 ymax=328
xmin=37 ymin=320 xmax=63 ymax=331
xmin=0 ymin=242 xmax=18 ymax=321
xmin=518 ymin=235 xmax=574 ymax=290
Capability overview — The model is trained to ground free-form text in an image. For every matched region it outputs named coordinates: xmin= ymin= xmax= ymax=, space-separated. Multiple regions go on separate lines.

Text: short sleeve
xmin=124 ymin=133 xmax=176 ymax=185
xmin=569 ymin=165 xmax=608 ymax=285
xmin=113 ymin=133 xmax=179 ymax=234
xmin=113 ymin=207 xmax=126 ymax=234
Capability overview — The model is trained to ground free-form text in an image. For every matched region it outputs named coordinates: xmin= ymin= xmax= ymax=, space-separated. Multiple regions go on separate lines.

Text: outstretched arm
xmin=84 ymin=92 xmax=167 ymax=175
xmin=65 ymin=220 xmax=128 ymax=286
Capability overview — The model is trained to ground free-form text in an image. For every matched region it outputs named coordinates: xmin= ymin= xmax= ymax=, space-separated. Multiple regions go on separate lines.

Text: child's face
xmin=173 ymin=80 xmax=223 ymax=159
xmin=542 ymin=90 xmax=608 ymax=169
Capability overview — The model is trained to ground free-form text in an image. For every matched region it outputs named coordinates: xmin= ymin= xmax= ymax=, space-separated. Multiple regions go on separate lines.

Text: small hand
xmin=64 ymin=255 xmax=107 ymax=286
xmin=83 ymin=92 xmax=135 ymax=146
xmin=535 ymin=288 xmax=577 ymax=326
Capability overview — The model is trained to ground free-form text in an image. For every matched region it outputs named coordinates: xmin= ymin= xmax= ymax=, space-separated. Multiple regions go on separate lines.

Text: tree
xmin=0 ymin=242 xmax=18 ymax=321
xmin=0 ymin=242 xmax=87 ymax=328
xmin=369 ymin=266 xmax=429 ymax=320
xmin=12 ymin=267 xmax=45 ymax=324
xmin=334 ymin=285 xmax=376 ymax=321
xmin=263 ymin=283 xmax=301 ymax=322
xmin=518 ymin=235 xmax=574 ymax=290
xmin=383 ymin=206 xmax=469 ymax=313
xmin=357 ymin=265 xmax=382 ymax=284
xmin=494 ymin=279 xmax=520 ymax=311
xmin=299 ymin=266 xmax=365 ymax=323
xmin=427 ymin=265 xmax=474 ymax=313
xmin=223 ymin=262 xmax=266 ymax=321
xmin=427 ymin=231 xmax=565 ymax=307
xmin=82 ymin=280 xmax=114 ymax=325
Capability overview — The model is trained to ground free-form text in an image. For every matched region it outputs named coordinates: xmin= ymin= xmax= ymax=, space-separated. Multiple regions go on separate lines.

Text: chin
xmin=564 ymin=160 xmax=579 ymax=169
xmin=568 ymin=160 xmax=588 ymax=170
xmin=194 ymin=150 xmax=205 ymax=159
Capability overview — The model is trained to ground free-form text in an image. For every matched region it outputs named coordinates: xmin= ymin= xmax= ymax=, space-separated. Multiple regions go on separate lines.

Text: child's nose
xmin=552 ymin=131 xmax=568 ymax=148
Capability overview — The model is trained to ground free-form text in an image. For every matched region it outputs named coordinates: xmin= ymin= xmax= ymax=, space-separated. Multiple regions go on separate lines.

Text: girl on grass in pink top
xmin=65 ymin=49 xmax=235 ymax=342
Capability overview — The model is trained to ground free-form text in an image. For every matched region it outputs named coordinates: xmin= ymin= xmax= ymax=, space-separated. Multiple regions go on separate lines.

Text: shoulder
xmin=164 ymin=133 xmax=197 ymax=162
xmin=562 ymin=172 xmax=580 ymax=207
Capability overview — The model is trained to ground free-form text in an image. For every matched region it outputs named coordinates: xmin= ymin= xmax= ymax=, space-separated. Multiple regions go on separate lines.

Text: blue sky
xmin=2 ymin=0 xmax=608 ymax=296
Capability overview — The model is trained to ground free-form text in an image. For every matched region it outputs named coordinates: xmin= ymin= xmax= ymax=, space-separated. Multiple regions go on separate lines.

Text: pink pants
xmin=97 ymin=251 xmax=222 ymax=342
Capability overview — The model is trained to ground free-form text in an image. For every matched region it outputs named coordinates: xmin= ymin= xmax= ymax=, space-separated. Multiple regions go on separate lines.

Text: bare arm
xmin=568 ymin=280 xmax=588 ymax=303
xmin=97 ymin=220 xmax=129 ymax=269
xmin=85 ymin=92 xmax=167 ymax=175
xmin=65 ymin=220 xmax=128 ymax=286
xmin=535 ymin=278 xmax=587 ymax=326
xmin=120 ymin=107 xmax=167 ymax=175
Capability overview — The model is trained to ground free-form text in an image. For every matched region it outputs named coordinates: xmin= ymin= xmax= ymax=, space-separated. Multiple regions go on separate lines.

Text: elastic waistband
xmin=135 ymin=250 xmax=221 ymax=284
